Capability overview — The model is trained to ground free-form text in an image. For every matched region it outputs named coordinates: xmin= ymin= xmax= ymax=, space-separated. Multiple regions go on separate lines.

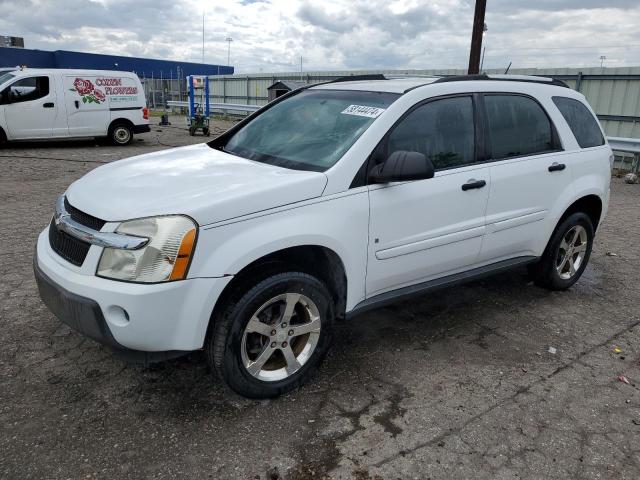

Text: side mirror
xmin=370 ymin=151 xmax=435 ymax=183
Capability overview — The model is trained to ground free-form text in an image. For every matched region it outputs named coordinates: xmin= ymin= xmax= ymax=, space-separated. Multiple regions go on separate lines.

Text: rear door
xmin=63 ymin=74 xmax=110 ymax=136
xmin=366 ymin=95 xmax=491 ymax=296
xmin=479 ymin=93 xmax=568 ymax=262
xmin=1 ymin=74 xmax=58 ymax=139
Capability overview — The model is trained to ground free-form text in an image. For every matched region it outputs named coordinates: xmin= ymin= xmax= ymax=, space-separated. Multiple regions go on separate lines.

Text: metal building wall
xmin=207 ymin=67 xmax=640 ymax=138
xmin=0 ymin=47 xmax=233 ymax=78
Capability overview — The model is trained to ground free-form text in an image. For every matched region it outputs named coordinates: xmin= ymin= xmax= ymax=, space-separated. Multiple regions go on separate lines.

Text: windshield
xmin=221 ymin=89 xmax=399 ymax=172
xmin=0 ymin=72 xmax=16 ymax=87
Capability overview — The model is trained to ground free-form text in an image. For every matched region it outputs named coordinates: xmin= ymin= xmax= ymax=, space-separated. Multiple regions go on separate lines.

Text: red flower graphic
xmin=93 ymin=89 xmax=106 ymax=102
xmin=73 ymin=78 xmax=94 ymax=95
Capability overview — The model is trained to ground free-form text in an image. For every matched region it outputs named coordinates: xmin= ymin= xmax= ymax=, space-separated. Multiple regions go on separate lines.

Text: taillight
xmin=143 ymin=107 xmax=149 ymax=120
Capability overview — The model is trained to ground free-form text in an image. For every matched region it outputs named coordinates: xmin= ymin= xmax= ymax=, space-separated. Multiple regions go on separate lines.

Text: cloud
xmin=0 ymin=0 xmax=639 ymax=73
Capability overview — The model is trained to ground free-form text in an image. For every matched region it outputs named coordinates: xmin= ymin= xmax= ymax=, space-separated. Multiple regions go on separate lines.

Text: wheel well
xmin=108 ymin=118 xmax=134 ymax=133
xmin=559 ymin=195 xmax=603 ymax=231
xmin=209 ymin=245 xmax=348 ymax=334
xmin=0 ymin=126 xmax=6 ymax=142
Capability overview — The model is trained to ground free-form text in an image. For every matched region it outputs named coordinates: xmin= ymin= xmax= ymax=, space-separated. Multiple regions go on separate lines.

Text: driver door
xmin=2 ymin=75 xmax=58 ymax=139
xmin=366 ymin=95 xmax=491 ymax=297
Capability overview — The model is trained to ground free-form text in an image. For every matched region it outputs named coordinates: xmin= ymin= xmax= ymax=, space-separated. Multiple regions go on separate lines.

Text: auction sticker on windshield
xmin=341 ymin=105 xmax=386 ymax=118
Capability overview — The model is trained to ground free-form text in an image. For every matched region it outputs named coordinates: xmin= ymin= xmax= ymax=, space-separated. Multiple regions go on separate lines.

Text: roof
xmin=6 ymin=68 xmax=142 ymax=77
xmin=310 ymin=73 xmax=570 ymax=94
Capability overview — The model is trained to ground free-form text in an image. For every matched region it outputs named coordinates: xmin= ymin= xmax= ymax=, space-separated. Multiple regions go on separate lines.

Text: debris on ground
xmin=618 ymin=375 xmax=631 ymax=385
xmin=548 ymin=346 xmax=557 ymax=355
xmin=614 ymin=347 xmax=622 ymax=354
xmin=624 ymin=172 xmax=638 ymax=184
xmin=606 ymin=252 xmax=618 ymax=257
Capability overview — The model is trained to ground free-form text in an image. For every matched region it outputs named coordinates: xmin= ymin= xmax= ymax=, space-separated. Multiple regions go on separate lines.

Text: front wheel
xmin=529 ymin=212 xmax=594 ymax=290
xmin=207 ymin=272 xmax=334 ymax=398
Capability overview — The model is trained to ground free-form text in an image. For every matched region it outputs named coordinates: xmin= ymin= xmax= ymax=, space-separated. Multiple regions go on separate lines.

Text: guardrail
xmin=607 ymin=136 xmax=640 ymax=154
xmin=166 ymin=100 xmax=260 ymax=113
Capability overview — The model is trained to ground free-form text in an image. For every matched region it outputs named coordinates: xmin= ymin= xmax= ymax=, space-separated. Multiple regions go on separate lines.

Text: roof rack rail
xmin=330 ymin=74 xmax=387 ymax=83
xmin=433 ymin=73 xmax=570 ymax=88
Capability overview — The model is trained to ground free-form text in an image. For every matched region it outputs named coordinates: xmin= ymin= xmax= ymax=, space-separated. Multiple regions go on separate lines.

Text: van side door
xmin=366 ymin=95 xmax=491 ymax=297
xmin=0 ymin=75 xmax=57 ymax=139
xmin=63 ymin=75 xmax=110 ymax=137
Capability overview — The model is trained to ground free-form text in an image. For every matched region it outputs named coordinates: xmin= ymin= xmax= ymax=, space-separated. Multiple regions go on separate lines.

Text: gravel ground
xmin=1 ymin=119 xmax=639 ymax=479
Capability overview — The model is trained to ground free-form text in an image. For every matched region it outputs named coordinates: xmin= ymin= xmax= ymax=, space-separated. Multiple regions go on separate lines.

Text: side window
xmin=6 ymin=76 xmax=50 ymax=104
xmin=484 ymin=94 xmax=556 ymax=160
xmin=552 ymin=96 xmax=604 ymax=148
xmin=386 ymin=96 xmax=475 ymax=170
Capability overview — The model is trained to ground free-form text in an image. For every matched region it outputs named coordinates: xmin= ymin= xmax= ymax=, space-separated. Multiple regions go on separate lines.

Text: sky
xmin=1 ymin=0 xmax=639 ymax=74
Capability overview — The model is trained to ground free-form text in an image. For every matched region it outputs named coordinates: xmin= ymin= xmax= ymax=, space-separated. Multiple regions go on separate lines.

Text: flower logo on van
xmin=70 ymin=78 xmax=106 ymax=104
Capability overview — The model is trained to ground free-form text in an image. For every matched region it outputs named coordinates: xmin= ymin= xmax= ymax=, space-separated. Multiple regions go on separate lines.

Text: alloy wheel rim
xmin=556 ymin=225 xmax=588 ymax=280
xmin=241 ymin=293 xmax=321 ymax=382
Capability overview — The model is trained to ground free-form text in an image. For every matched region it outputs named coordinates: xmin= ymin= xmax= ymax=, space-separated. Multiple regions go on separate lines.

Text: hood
xmin=66 ymin=143 xmax=328 ymax=226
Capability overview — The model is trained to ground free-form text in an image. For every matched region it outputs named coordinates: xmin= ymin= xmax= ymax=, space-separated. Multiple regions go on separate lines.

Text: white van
xmin=0 ymin=68 xmax=150 ymax=145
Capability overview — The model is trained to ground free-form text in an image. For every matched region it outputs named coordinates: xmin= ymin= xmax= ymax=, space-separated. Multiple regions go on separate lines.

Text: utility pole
xmin=226 ymin=37 xmax=233 ymax=66
xmin=467 ymin=0 xmax=487 ymax=74
xmin=300 ymin=56 xmax=303 ymax=81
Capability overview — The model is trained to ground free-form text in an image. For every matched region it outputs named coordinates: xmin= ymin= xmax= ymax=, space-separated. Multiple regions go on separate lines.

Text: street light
xmin=599 ymin=55 xmax=606 ymax=68
xmin=225 ymin=37 xmax=233 ymax=66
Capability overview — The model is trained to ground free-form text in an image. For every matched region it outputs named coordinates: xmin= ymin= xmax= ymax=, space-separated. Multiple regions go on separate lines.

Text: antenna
xmin=504 ymin=61 xmax=512 ymax=74
xmin=202 ymin=11 xmax=205 ymax=64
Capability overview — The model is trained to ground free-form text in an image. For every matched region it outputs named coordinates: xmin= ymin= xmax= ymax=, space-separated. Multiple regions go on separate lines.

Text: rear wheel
xmin=109 ymin=123 xmax=133 ymax=145
xmin=529 ymin=212 xmax=594 ymax=290
xmin=207 ymin=272 xmax=334 ymax=398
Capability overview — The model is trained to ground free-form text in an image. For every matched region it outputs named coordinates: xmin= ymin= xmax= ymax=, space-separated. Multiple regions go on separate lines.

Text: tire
xmin=203 ymin=127 xmax=210 ymax=136
xmin=109 ymin=123 xmax=133 ymax=145
xmin=529 ymin=212 xmax=594 ymax=290
xmin=0 ymin=128 xmax=6 ymax=147
xmin=189 ymin=126 xmax=196 ymax=136
xmin=207 ymin=272 xmax=334 ymax=398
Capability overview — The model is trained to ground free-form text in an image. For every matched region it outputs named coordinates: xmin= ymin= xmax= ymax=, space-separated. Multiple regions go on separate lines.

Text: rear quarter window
xmin=552 ymin=96 xmax=604 ymax=148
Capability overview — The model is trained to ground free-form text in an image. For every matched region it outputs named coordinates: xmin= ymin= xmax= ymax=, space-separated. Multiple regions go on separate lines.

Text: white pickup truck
xmin=0 ymin=68 xmax=149 ymax=145
xmin=35 ymin=74 xmax=611 ymax=398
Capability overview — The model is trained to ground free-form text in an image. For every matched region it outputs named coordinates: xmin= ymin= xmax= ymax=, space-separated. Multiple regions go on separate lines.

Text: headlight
xmin=97 ymin=215 xmax=197 ymax=283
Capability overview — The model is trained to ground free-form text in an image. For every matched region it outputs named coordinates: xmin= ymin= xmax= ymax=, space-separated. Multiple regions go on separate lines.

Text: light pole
xmin=599 ymin=55 xmax=606 ymax=68
xmin=225 ymin=37 xmax=233 ymax=66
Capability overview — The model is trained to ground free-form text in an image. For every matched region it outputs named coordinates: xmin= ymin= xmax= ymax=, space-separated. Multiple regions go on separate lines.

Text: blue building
xmin=0 ymin=47 xmax=233 ymax=78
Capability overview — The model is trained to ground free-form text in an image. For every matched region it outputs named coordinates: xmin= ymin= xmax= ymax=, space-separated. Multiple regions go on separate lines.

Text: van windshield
xmin=217 ymin=89 xmax=399 ymax=172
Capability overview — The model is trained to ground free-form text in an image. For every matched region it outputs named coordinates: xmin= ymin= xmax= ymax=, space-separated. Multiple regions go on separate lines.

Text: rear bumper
xmin=133 ymin=124 xmax=151 ymax=134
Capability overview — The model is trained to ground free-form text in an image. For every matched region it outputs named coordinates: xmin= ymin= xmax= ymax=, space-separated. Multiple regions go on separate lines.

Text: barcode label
xmin=341 ymin=105 xmax=386 ymax=118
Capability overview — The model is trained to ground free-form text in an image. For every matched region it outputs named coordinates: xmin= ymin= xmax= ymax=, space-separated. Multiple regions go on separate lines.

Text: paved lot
xmin=1 ymin=120 xmax=640 ymax=479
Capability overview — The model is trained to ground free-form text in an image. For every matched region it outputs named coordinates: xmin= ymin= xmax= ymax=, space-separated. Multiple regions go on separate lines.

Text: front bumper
xmin=35 ymin=228 xmax=232 ymax=358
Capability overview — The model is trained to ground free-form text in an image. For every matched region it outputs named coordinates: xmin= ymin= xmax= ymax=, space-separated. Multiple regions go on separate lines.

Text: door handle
xmin=74 ymin=100 xmax=80 ymax=109
xmin=461 ymin=179 xmax=487 ymax=191
xmin=43 ymin=102 xmax=54 ymax=108
xmin=548 ymin=162 xmax=566 ymax=172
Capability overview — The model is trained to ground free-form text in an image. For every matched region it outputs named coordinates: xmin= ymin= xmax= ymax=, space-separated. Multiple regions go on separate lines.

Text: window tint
xmin=552 ymin=96 xmax=604 ymax=148
xmin=387 ymin=96 xmax=475 ymax=170
xmin=485 ymin=95 xmax=555 ymax=159
xmin=5 ymin=76 xmax=50 ymax=104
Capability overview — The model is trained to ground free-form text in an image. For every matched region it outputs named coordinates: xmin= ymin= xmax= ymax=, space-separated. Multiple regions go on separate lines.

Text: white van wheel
xmin=110 ymin=124 xmax=132 ymax=146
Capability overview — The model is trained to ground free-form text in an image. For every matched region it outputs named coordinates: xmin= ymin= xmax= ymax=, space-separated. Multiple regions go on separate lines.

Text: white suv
xmin=35 ymin=74 xmax=612 ymax=398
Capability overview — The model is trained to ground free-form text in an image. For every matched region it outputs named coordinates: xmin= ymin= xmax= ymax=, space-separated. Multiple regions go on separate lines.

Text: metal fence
xmin=142 ymin=77 xmax=186 ymax=109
